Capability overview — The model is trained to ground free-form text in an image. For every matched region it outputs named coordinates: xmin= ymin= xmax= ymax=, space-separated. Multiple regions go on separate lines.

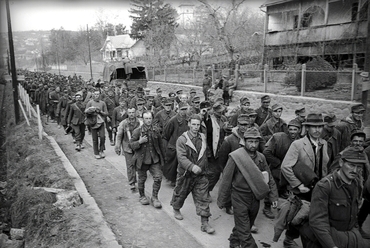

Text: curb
xmin=46 ymin=135 xmax=122 ymax=248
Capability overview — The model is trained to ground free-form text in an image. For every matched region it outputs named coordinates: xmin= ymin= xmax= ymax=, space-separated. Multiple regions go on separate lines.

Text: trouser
xmin=137 ymin=162 xmax=162 ymax=197
xmin=171 ymin=174 xmax=211 ymax=217
xmin=203 ymin=86 xmax=210 ymax=100
xmin=358 ymin=198 xmax=370 ymax=227
xmin=229 ymin=190 xmax=259 ymax=248
xmin=105 ymin=120 xmax=113 ymax=141
xmin=91 ymin=124 xmax=105 ymax=155
xmin=222 ymin=91 xmax=230 ymax=106
xmin=207 ymin=155 xmax=222 ymax=192
xmin=71 ymin=123 xmax=85 ymax=145
xmin=48 ymin=104 xmax=56 ymax=120
xmin=163 ymin=147 xmax=178 ymax=183
xmin=123 ymin=151 xmax=137 ymax=185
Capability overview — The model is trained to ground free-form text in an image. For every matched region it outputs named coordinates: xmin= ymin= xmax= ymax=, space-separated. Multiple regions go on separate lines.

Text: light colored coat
xmin=281 ymin=135 xmax=329 ymax=190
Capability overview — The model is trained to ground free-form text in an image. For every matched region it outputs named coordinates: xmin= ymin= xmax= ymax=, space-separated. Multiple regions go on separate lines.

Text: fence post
xmin=193 ymin=67 xmax=196 ymax=85
xmin=36 ymin=105 xmax=43 ymax=140
xmin=211 ymin=64 xmax=215 ymax=86
xmin=301 ymin=64 xmax=306 ymax=97
xmin=264 ymin=64 xmax=268 ymax=93
xmin=164 ymin=65 xmax=167 ymax=83
xmin=351 ymin=63 xmax=358 ymax=101
xmin=152 ymin=67 xmax=155 ymax=81
xmin=18 ymin=100 xmax=30 ymax=126
xmin=234 ymin=68 xmax=239 ymax=90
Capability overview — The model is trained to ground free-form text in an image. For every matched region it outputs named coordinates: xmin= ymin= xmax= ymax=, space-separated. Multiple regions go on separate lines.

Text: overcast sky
xmin=0 ymin=0 xmax=263 ymax=32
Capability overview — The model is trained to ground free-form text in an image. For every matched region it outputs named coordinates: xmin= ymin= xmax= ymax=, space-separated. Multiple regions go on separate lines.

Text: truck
xmin=102 ymin=61 xmax=147 ymax=90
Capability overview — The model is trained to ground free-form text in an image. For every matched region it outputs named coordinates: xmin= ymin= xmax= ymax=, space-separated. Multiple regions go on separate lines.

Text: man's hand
xmin=115 ymin=147 xmax=121 ymax=155
xmin=191 ymin=165 xmax=202 ymax=175
xmin=272 ymin=201 xmax=278 ymax=209
xmin=112 ymin=127 xmax=117 ymax=133
xmin=139 ymin=135 xmax=148 ymax=144
xmin=106 ymin=116 xmax=111 ymax=122
xmin=298 ymin=184 xmax=310 ymax=193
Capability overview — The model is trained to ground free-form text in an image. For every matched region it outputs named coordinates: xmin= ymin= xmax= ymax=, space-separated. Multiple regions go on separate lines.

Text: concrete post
xmin=301 ymin=64 xmax=306 ymax=97
xmin=264 ymin=64 xmax=268 ymax=93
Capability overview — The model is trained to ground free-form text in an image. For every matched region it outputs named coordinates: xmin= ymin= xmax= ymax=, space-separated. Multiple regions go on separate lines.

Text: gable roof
xmin=100 ymin=34 xmax=137 ymax=52
xmin=260 ymin=0 xmax=294 ymax=7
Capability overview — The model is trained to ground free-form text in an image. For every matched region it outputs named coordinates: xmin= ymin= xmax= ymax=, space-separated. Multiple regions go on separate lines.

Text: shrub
xmin=296 ymin=57 xmax=337 ymax=91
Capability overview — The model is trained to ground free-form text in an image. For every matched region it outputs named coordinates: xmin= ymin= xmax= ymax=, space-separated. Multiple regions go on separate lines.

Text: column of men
xmin=21 ymin=69 xmax=370 ymax=248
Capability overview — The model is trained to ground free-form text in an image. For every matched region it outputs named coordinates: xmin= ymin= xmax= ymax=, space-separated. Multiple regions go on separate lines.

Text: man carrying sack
xmin=218 ymin=127 xmax=278 ymax=248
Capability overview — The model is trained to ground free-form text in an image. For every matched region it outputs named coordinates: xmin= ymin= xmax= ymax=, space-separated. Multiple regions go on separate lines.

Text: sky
xmin=0 ymin=0 xmax=263 ymax=32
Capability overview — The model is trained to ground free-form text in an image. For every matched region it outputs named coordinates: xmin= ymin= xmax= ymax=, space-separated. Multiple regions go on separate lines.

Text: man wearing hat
xmin=255 ymin=95 xmax=273 ymax=127
xmin=104 ymin=87 xmax=119 ymax=146
xmin=336 ymin=103 xmax=365 ymax=151
xmin=67 ymin=92 xmax=86 ymax=151
xmin=260 ymin=103 xmax=287 ymax=142
xmin=229 ymin=97 xmax=251 ymax=127
xmin=320 ymin=113 xmax=341 ymax=167
xmin=163 ymin=102 xmax=190 ymax=186
xmin=153 ymin=88 xmax=163 ymax=108
xmin=293 ymin=107 xmax=306 ymax=124
xmin=189 ymin=96 xmax=201 ymax=115
xmin=175 ymin=89 xmax=183 ymax=104
xmin=205 ymin=102 xmax=228 ymax=194
xmin=263 ymin=119 xmax=302 ymax=219
xmin=145 ymin=95 xmax=155 ymax=114
xmin=218 ymin=127 xmax=278 ymax=248
xmin=203 ymin=73 xmax=212 ymax=100
xmin=135 ymin=98 xmax=146 ymax=123
xmin=188 ymin=88 xmax=197 ymax=105
xmin=112 ymin=97 xmax=128 ymax=136
xmin=305 ymin=146 xmax=370 ymax=248
xmin=130 ymin=87 xmax=145 ymax=107
xmin=171 ymin=114 xmax=215 ymax=234
xmin=56 ymin=89 xmax=70 ymax=130
xmin=154 ymin=97 xmax=176 ymax=153
xmin=168 ymin=92 xmax=177 ymax=111
xmin=281 ymin=113 xmax=329 ymax=247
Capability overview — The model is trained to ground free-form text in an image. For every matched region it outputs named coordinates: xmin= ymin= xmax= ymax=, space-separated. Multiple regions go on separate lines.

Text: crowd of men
xmin=20 ymin=69 xmax=370 ymax=248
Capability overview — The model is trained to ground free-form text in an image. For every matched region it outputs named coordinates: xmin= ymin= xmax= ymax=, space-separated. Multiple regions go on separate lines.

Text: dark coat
xmin=320 ymin=127 xmax=342 ymax=167
xmin=335 ymin=115 xmax=363 ymax=151
xmin=260 ymin=117 xmax=287 ymax=142
xmin=67 ymin=101 xmax=86 ymax=125
xmin=255 ymin=106 xmax=272 ymax=127
xmin=130 ymin=125 xmax=165 ymax=169
xmin=154 ymin=109 xmax=176 ymax=132
xmin=162 ymin=114 xmax=189 ymax=149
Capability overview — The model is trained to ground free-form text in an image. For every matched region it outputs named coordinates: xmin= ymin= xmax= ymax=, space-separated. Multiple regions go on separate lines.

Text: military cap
xmin=360 ymin=72 xmax=369 ymax=78
xmin=75 ymin=91 xmax=83 ymax=97
xmin=207 ymin=89 xmax=216 ymax=96
xmin=200 ymin=101 xmax=211 ymax=109
xmin=272 ymin=103 xmax=283 ymax=111
xmin=350 ymin=130 xmax=366 ymax=141
xmin=288 ymin=119 xmax=302 ymax=129
xmin=351 ymin=104 xmax=365 ymax=113
xmin=341 ymin=146 xmax=367 ymax=164
xmin=178 ymin=102 xmax=189 ymax=110
xmin=146 ymin=95 xmax=155 ymax=100
xmin=176 ymin=89 xmax=183 ymax=94
xmin=222 ymin=74 xmax=228 ymax=79
xmin=261 ymin=95 xmax=271 ymax=102
xmin=324 ymin=114 xmax=337 ymax=127
xmin=192 ymin=96 xmax=201 ymax=103
xmin=136 ymin=87 xmax=144 ymax=93
xmin=107 ymin=87 xmax=114 ymax=93
xmin=295 ymin=107 xmax=305 ymax=115
xmin=215 ymin=97 xmax=224 ymax=104
xmin=240 ymin=97 xmax=250 ymax=105
xmin=190 ymin=88 xmax=196 ymax=94
xmin=302 ymin=113 xmax=326 ymax=126
xmin=136 ymin=98 xmax=146 ymax=105
xmin=168 ymin=92 xmax=176 ymax=97
xmin=244 ymin=127 xmax=262 ymax=140
xmin=238 ymin=114 xmax=249 ymax=124
xmin=213 ymin=102 xmax=225 ymax=113
xmin=164 ymin=98 xmax=173 ymax=106
xmin=156 ymin=88 xmax=162 ymax=93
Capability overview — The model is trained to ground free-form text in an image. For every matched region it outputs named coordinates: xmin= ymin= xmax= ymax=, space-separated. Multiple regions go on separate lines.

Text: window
xmin=294 ymin=15 xmax=299 ymax=28
xmin=301 ymin=13 xmax=312 ymax=27
xmin=352 ymin=2 xmax=359 ymax=21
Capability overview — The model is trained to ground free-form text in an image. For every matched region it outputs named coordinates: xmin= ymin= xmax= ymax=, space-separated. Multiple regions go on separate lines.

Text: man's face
xmin=137 ymin=92 xmax=144 ymax=98
xmin=246 ymin=114 xmax=257 ymax=126
xmin=352 ymin=111 xmax=364 ymax=121
xmin=307 ymin=125 xmax=323 ymax=139
xmin=75 ymin=95 xmax=82 ymax=101
xmin=157 ymin=91 xmax=162 ymax=97
xmin=127 ymin=108 xmax=136 ymax=119
xmin=297 ymin=113 xmax=306 ymax=122
xmin=178 ymin=107 xmax=188 ymax=117
xmin=108 ymin=91 xmax=114 ymax=97
xmin=55 ymin=87 xmax=60 ymax=92
xmin=340 ymin=160 xmax=362 ymax=181
xmin=147 ymin=99 xmax=154 ymax=106
xmin=272 ymin=108 xmax=282 ymax=119
xmin=93 ymin=91 xmax=100 ymax=100
xmin=241 ymin=102 xmax=250 ymax=112
xmin=104 ymin=86 xmax=109 ymax=92
xmin=180 ymin=94 xmax=188 ymax=103
xmin=351 ymin=136 xmax=365 ymax=148
xmin=188 ymin=119 xmax=201 ymax=133
xmin=245 ymin=138 xmax=259 ymax=152
xmin=262 ymin=100 xmax=270 ymax=109
xmin=137 ymin=103 xmax=144 ymax=111
xmin=238 ymin=123 xmax=249 ymax=134
xmin=143 ymin=113 xmax=152 ymax=126
xmin=193 ymin=100 xmax=200 ymax=109
xmin=324 ymin=124 xmax=334 ymax=133
xmin=288 ymin=126 xmax=300 ymax=140
xmin=164 ymin=104 xmax=172 ymax=112
xmin=119 ymin=101 xmax=126 ymax=107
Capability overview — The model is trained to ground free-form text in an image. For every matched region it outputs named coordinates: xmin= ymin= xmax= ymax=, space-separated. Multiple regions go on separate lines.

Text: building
xmin=100 ymin=34 xmax=146 ymax=62
xmin=261 ymin=0 xmax=369 ymax=70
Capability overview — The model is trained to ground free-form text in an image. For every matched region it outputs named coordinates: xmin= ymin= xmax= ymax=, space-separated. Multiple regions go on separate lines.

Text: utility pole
xmin=7 ymin=49 xmax=10 ymax=75
xmin=6 ymin=0 xmax=20 ymax=124
xmin=87 ymin=24 xmax=93 ymax=80
xmin=362 ymin=2 xmax=370 ymax=124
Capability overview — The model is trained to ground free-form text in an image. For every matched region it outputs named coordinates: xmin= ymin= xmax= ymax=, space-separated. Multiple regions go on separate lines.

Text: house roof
xmin=100 ymin=34 xmax=137 ymax=52
xmin=260 ymin=0 xmax=294 ymax=7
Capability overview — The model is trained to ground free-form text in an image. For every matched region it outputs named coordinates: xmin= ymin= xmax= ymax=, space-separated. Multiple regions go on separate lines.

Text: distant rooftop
xmin=261 ymin=0 xmax=294 ymax=7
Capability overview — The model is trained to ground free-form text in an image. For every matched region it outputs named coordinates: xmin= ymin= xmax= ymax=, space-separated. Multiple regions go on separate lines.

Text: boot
xmin=173 ymin=209 xmax=183 ymax=220
xmin=262 ymin=205 xmax=275 ymax=219
xmin=201 ymin=216 xmax=215 ymax=234
xmin=139 ymin=190 xmax=149 ymax=205
xmin=225 ymin=206 xmax=234 ymax=215
xmin=151 ymin=196 xmax=162 ymax=208
xmin=151 ymin=186 xmax=162 ymax=208
xmin=283 ymin=235 xmax=299 ymax=248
